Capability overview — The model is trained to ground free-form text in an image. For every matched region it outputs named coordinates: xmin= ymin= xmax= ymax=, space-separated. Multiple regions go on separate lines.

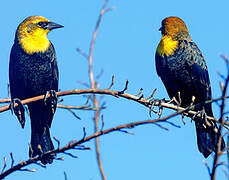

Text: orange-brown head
xmin=16 ymin=16 xmax=63 ymax=54
xmin=159 ymin=16 xmax=190 ymax=40
xmin=156 ymin=17 xmax=191 ymax=57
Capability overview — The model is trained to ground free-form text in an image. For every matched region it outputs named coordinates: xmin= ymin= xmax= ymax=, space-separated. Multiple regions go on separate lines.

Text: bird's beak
xmin=46 ymin=22 xmax=64 ymax=30
xmin=158 ymin=27 xmax=162 ymax=31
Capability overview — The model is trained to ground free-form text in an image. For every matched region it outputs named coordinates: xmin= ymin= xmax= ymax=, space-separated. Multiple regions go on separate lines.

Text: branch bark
xmin=1 ymin=88 xmax=228 ymax=125
xmin=86 ymin=0 xmax=111 ymax=179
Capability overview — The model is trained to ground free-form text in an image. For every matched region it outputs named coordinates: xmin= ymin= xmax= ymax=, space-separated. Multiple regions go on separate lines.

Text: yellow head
xmin=156 ymin=16 xmax=190 ymax=57
xmin=16 ymin=16 xmax=63 ymax=54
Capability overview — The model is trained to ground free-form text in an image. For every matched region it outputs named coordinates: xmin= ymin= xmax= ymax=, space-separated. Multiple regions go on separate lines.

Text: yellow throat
xmin=156 ymin=35 xmax=178 ymax=57
xmin=18 ymin=26 xmax=50 ymax=54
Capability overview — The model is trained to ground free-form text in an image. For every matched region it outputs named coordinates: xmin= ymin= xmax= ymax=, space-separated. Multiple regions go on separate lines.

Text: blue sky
xmin=0 ymin=0 xmax=228 ymax=179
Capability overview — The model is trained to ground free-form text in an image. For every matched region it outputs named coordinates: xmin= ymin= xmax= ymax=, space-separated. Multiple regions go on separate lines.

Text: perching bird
xmin=155 ymin=16 xmax=225 ymax=158
xmin=9 ymin=16 xmax=63 ymax=164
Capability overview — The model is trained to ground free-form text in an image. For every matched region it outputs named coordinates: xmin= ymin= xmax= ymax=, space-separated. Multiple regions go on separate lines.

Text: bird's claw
xmin=10 ymin=98 xmax=25 ymax=128
xmin=192 ymin=109 xmax=212 ymax=129
xmin=168 ymin=96 xmax=181 ymax=106
xmin=149 ymin=98 xmax=165 ymax=118
xmin=44 ymin=90 xmax=57 ymax=114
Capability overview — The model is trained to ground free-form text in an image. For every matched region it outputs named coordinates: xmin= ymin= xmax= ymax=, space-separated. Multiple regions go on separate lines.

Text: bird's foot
xmin=192 ymin=109 xmax=212 ymax=129
xmin=168 ymin=93 xmax=182 ymax=106
xmin=149 ymin=98 xmax=165 ymax=118
xmin=10 ymin=98 xmax=25 ymax=128
xmin=44 ymin=90 xmax=57 ymax=114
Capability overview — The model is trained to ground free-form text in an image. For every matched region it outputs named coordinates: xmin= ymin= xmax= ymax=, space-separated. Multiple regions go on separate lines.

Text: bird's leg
xmin=192 ymin=108 xmax=212 ymax=130
xmin=44 ymin=90 xmax=57 ymax=114
xmin=149 ymin=98 xmax=165 ymax=118
xmin=167 ymin=92 xmax=181 ymax=106
xmin=10 ymin=98 xmax=25 ymax=128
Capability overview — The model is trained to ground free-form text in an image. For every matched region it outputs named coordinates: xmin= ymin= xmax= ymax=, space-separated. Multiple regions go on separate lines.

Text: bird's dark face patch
xmin=37 ymin=21 xmax=64 ymax=31
xmin=37 ymin=21 xmax=49 ymax=29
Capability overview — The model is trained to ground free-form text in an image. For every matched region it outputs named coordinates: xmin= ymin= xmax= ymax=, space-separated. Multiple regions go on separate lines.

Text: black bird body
xmin=155 ymin=17 xmax=225 ymax=158
xmin=9 ymin=16 xmax=63 ymax=164
xmin=156 ymin=40 xmax=212 ymax=115
xmin=10 ymin=42 xmax=58 ymax=101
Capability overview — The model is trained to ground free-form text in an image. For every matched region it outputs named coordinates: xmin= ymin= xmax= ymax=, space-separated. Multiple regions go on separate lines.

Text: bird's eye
xmin=37 ymin=22 xmax=43 ymax=26
xmin=37 ymin=22 xmax=48 ymax=28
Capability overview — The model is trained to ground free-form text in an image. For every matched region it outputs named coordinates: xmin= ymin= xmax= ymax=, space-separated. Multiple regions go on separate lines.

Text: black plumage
xmin=9 ymin=16 xmax=62 ymax=164
xmin=155 ymin=17 xmax=225 ymax=158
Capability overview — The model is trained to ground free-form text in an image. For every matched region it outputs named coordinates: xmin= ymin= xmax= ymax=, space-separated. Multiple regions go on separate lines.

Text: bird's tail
xmin=29 ymin=125 xmax=54 ymax=164
xmin=195 ymin=117 xmax=225 ymax=158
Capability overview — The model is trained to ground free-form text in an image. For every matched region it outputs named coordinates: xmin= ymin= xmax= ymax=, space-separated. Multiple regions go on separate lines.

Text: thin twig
xmin=211 ymin=57 xmax=229 ymax=180
xmin=0 ymin=107 xmax=189 ymax=179
xmin=1 ymin=157 xmax=6 ymax=174
xmin=10 ymin=153 xmax=14 ymax=168
xmin=86 ymin=1 xmax=112 ymax=179
xmin=106 ymin=75 xmax=115 ymax=90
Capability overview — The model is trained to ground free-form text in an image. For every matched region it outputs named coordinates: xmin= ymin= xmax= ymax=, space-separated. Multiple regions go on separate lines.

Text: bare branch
xmin=211 ymin=56 xmax=229 ymax=180
xmin=1 ymin=89 xmax=229 ymax=126
xmin=0 ymin=106 xmax=189 ymax=179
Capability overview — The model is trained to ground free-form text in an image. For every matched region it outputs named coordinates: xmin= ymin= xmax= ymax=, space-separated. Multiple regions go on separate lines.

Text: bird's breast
xmin=18 ymin=33 xmax=50 ymax=55
xmin=156 ymin=35 xmax=178 ymax=57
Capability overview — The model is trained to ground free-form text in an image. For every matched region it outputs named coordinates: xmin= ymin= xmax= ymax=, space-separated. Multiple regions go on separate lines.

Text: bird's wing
xmin=49 ymin=43 xmax=59 ymax=91
xmin=185 ymin=41 xmax=213 ymax=115
xmin=9 ymin=43 xmax=26 ymax=99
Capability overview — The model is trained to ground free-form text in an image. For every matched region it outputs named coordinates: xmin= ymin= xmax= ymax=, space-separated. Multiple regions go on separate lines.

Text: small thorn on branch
xmin=53 ymin=136 xmax=61 ymax=149
xmin=64 ymin=171 xmax=68 ymax=180
xmin=106 ymin=75 xmax=115 ymax=90
xmin=118 ymin=129 xmax=135 ymax=135
xmin=100 ymin=114 xmax=105 ymax=131
xmin=181 ymin=114 xmax=186 ymax=125
xmin=66 ymin=108 xmax=81 ymax=120
xmin=63 ymin=152 xmax=78 ymax=159
xmin=10 ymin=152 xmax=14 ymax=168
xmin=154 ymin=122 xmax=169 ymax=131
xmin=165 ymin=121 xmax=181 ymax=128
xmin=134 ymin=88 xmax=143 ymax=96
xmin=137 ymin=94 xmax=144 ymax=100
xmin=19 ymin=168 xmax=36 ymax=172
xmin=146 ymin=88 xmax=157 ymax=100
xmin=118 ymin=80 xmax=129 ymax=94
xmin=73 ymin=146 xmax=91 ymax=151
xmin=1 ymin=157 xmax=6 ymax=174
xmin=82 ymin=127 xmax=87 ymax=140
xmin=55 ymin=157 xmax=64 ymax=161
xmin=84 ymin=95 xmax=92 ymax=105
